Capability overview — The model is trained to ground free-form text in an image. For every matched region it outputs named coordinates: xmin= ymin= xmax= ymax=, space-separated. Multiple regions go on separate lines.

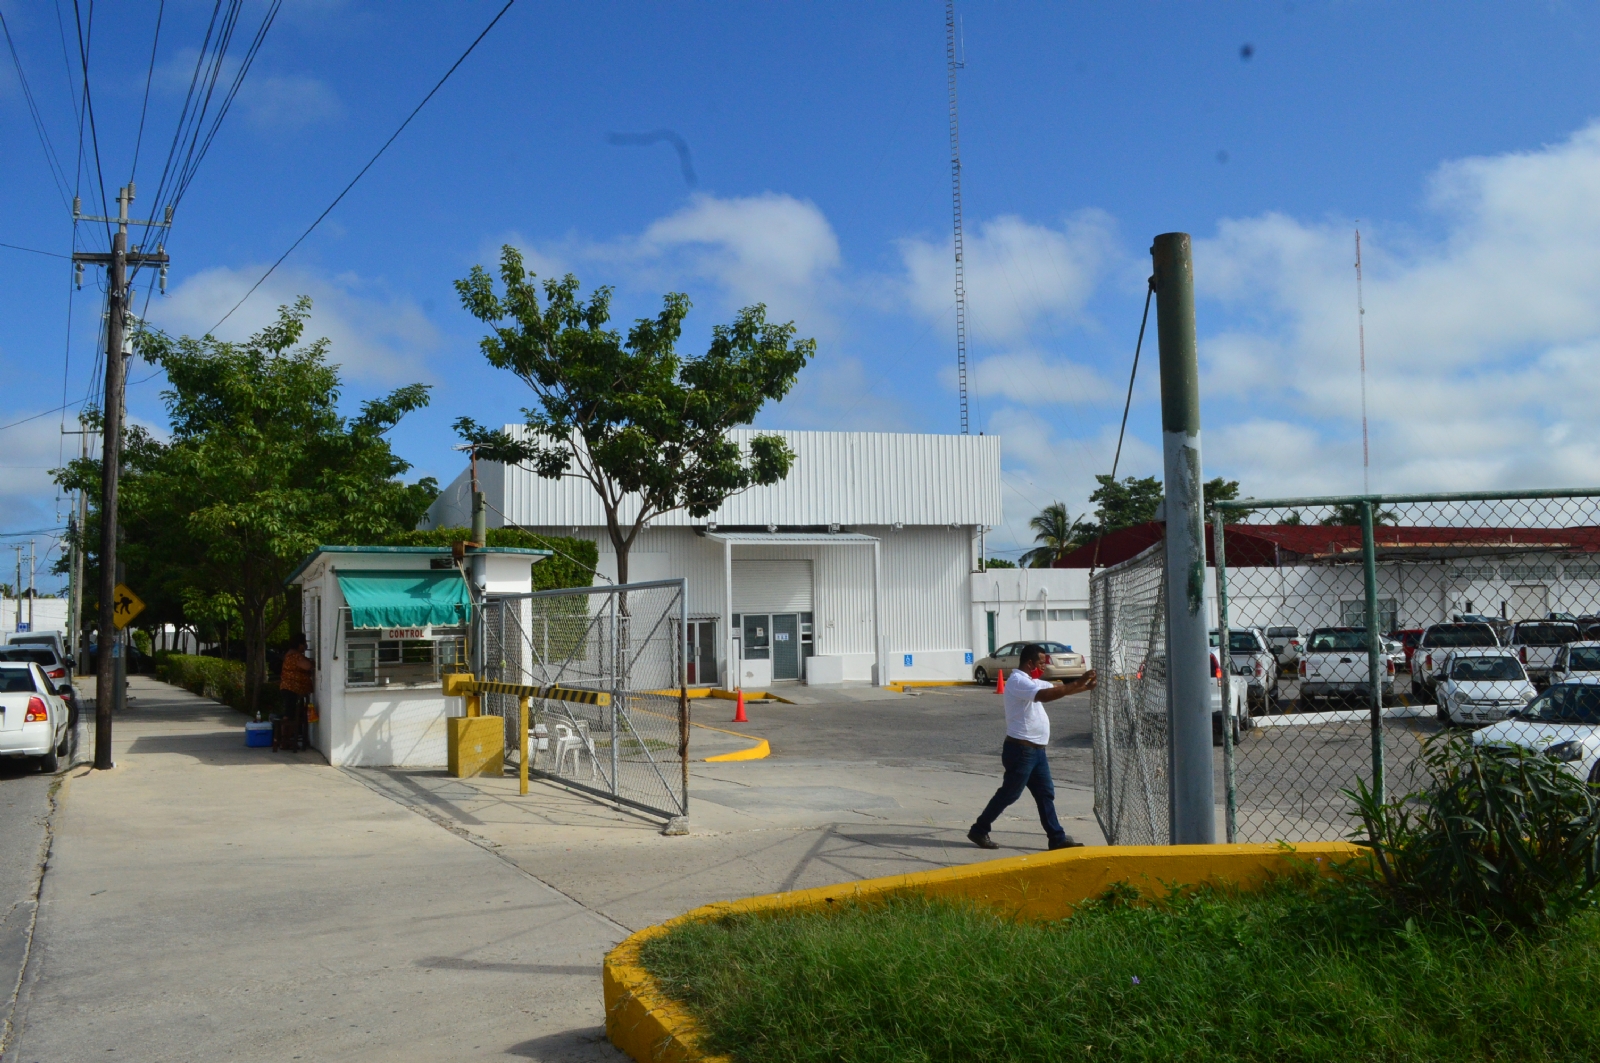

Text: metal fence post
xmin=1213 ymin=509 xmax=1237 ymax=843
xmin=609 ymin=595 xmax=620 ymax=801
xmin=1359 ymin=500 xmax=1386 ymax=804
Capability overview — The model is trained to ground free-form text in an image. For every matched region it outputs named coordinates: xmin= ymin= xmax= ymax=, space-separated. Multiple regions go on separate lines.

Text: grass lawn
xmin=638 ymin=877 xmax=1600 ymax=1063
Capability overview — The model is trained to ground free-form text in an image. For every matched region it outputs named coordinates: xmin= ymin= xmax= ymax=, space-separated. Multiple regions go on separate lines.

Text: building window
xmin=341 ymin=608 xmax=466 ymax=688
xmin=1340 ymin=598 xmax=1398 ymax=632
xmin=1564 ymin=560 xmax=1600 ymax=580
xmin=1025 ymin=608 xmax=1088 ymax=621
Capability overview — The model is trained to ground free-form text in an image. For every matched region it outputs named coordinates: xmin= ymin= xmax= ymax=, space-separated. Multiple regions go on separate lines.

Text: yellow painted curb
xmin=886 ymin=679 xmax=980 ymax=693
xmin=604 ymin=841 xmax=1366 ymax=1063
xmin=705 ymin=688 xmax=793 ymax=705
xmin=702 ymin=738 xmax=770 ymax=763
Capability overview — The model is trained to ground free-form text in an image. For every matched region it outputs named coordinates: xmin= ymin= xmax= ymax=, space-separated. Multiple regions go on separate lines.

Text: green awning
xmin=336 ymin=570 xmax=472 ymax=630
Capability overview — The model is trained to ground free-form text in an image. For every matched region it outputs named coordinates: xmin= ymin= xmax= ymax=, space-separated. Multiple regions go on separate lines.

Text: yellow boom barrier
xmin=443 ymin=673 xmax=614 ymax=794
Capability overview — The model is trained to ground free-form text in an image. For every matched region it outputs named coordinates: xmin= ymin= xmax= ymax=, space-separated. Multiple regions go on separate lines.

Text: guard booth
xmin=285 ymin=545 xmax=548 ymax=767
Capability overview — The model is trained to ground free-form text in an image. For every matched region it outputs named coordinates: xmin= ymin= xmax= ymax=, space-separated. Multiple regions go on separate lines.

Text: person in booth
xmin=968 ymin=642 xmax=1097 ymax=851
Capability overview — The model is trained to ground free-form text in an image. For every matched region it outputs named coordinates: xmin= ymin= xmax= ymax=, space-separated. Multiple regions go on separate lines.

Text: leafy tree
xmin=1019 ymin=502 xmax=1096 ymax=568
xmin=1320 ymin=503 xmax=1399 ymax=527
xmin=1089 ymin=474 xmax=1163 ymax=532
xmin=1280 ymin=510 xmax=1304 ymax=526
xmin=59 ymin=299 xmax=438 ymax=711
xmin=1203 ymin=477 xmax=1241 ymax=521
xmin=453 ymin=248 xmax=815 ymax=586
xmin=383 ymin=526 xmax=599 ymax=592
xmin=983 ymin=557 xmax=1017 ymax=569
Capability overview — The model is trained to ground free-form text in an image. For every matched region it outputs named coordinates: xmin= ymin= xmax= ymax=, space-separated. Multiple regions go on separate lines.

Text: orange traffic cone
xmin=733 ymin=689 xmax=748 ymax=723
xmin=996 ymin=668 xmax=1006 ymax=695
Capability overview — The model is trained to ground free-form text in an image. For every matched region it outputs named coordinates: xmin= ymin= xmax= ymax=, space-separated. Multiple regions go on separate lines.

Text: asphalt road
xmin=0 ymin=757 xmax=54 ymax=1050
xmin=734 ymin=684 xmax=1098 ymax=788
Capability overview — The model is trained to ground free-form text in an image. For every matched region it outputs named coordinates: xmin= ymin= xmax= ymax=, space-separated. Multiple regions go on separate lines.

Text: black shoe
xmin=967 ymin=829 xmax=999 ymax=850
xmin=1048 ymin=836 xmax=1084 ymax=851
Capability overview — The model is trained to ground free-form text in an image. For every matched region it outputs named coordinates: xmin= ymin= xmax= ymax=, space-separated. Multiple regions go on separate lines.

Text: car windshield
xmin=1569 ymin=647 xmax=1600 ymax=671
xmin=0 ymin=668 xmax=37 ymax=693
xmin=1267 ymin=627 xmax=1297 ymax=638
xmin=1450 ymin=657 xmax=1523 ymax=681
xmin=1399 ymin=632 xmax=1422 ymax=648
xmin=1040 ymin=643 xmax=1073 ymax=655
xmin=1307 ymin=630 xmax=1366 ymax=651
xmin=1425 ymin=625 xmax=1498 ymax=647
xmin=1521 ymin=685 xmax=1600 ymax=724
xmin=1209 ymin=632 xmax=1264 ymax=652
xmin=1514 ymin=624 xmax=1579 ymax=646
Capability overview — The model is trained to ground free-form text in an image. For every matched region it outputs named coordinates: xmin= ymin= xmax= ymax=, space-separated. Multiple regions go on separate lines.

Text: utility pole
xmin=10 ymin=545 xmax=20 ymax=632
xmin=73 ymin=183 xmax=169 ymax=770
xmin=26 ymin=539 xmax=34 ymax=631
xmin=1151 ymin=232 xmax=1215 ymax=845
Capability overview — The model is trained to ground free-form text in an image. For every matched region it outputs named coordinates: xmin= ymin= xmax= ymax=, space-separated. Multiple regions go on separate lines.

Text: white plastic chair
xmin=551 ymin=721 xmax=597 ymax=780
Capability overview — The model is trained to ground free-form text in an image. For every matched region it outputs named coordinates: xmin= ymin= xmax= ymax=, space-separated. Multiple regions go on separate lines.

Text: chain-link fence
xmin=1090 ymin=540 xmax=1171 ymax=845
xmin=480 ymin=579 xmax=689 ymax=826
xmin=1214 ymin=489 xmax=1600 ymax=843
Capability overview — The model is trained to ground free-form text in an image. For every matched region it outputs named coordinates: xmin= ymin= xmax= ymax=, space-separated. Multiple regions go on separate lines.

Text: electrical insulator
xmin=72 ymin=195 xmax=81 ymax=219
xmin=74 ymin=262 xmax=83 ymax=290
xmin=159 ymin=265 xmax=168 ymax=295
xmin=163 ymin=205 xmax=174 ymax=225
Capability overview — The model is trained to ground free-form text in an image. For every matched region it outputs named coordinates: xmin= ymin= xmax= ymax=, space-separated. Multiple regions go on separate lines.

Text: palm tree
xmin=1020 ymin=502 xmax=1095 ymax=568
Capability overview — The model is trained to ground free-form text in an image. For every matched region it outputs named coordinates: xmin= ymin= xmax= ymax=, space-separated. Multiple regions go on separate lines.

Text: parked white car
xmin=1132 ymin=651 xmax=1248 ymax=746
xmin=1210 ymin=627 xmax=1278 ymax=713
xmin=1550 ymin=641 xmax=1600 ymax=685
xmin=1505 ymin=620 xmax=1581 ymax=686
xmin=1265 ymin=626 xmax=1302 ymax=668
xmin=0 ymin=661 xmax=70 ymax=772
xmin=1473 ymin=678 xmax=1600 ymax=786
xmin=1435 ymin=649 xmax=1536 ymax=726
xmin=1297 ymin=627 xmax=1396 ymax=702
xmin=1410 ymin=622 xmax=1501 ymax=700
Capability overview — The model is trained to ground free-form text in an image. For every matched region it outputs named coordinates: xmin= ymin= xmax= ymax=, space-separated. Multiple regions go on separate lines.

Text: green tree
xmin=1320 ymin=503 xmax=1399 ymax=527
xmin=1019 ymin=502 xmax=1096 ymax=568
xmin=1203 ymin=476 xmax=1241 ymax=520
xmin=453 ymin=248 xmax=815 ymax=586
xmin=983 ymin=557 xmax=1017 ymax=569
xmin=1089 ymin=474 xmax=1163 ymax=532
xmin=59 ymin=299 xmax=438 ymax=711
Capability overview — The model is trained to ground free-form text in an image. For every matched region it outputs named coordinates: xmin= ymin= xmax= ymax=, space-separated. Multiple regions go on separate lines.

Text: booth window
xmin=341 ymin=608 xmax=466 ymax=688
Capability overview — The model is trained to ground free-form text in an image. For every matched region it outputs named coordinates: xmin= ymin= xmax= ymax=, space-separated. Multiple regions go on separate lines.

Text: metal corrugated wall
xmin=454 ymin=429 xmax=1003 ymax=529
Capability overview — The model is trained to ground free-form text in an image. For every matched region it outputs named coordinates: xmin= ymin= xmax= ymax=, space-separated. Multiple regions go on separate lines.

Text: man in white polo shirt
xmin=968 ymin=642 xmax=1097 ymax=851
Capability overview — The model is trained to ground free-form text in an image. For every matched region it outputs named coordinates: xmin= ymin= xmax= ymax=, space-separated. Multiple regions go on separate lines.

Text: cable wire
xmin=210 ymin=0 xmax=519 ymax=333
xmin=1088 ymin=281 xmax=1155 ymax=575
xmin=72 ymin=0 xmax=111 ymax=245
xmin=0 ymin=7 xmax=73 ymax=208
xmin=129 ymin=0 xmax=165 ymax=183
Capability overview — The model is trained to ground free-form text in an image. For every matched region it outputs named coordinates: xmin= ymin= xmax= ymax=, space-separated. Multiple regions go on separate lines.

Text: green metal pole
xmin=1359 ymin=500 xmax=1385 ymax=804
xmin=1213 ymin=509 xmax=1237 ymax=843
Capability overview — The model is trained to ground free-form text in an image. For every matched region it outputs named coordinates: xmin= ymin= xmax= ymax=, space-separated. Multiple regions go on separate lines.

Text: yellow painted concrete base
xmin=702 ymin=738 xmax=770 ymax=763
xmin=447 ymin=715 xmax=504 ymax=778
xmin=886 ymin=679 xmax=979 ymax=693
xmin=604 ymin=841 xmax=1367 ymax=1063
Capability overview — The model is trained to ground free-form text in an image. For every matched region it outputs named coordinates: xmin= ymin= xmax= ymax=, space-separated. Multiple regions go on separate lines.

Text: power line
xmin=0 ymin=7 xmax=73 ymax=208
xmin=72 ymin=0 xmax=111 ymax=245
xmin=1 ymin=241 xmax=70 ymax=259
xmin=129 ymin=0 xmax=165 ymax=183
xmin=210 ymin=0 xmax=519 ymax=333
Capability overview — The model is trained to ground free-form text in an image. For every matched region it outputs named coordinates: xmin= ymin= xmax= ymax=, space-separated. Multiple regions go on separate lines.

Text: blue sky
xmin=6 ymin=1 xmax=1600 ymax=588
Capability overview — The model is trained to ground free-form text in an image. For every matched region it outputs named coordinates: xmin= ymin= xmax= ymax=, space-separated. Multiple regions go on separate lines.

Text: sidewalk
xmin=6 ymin=677 xmax=626 ymax=1062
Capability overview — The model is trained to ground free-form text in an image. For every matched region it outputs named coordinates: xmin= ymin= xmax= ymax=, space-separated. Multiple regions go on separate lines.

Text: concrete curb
xmin=603 ymin=841 xmax=1365 ymax=1063
xmin=1254 ymin=704 xmax=1432 ymax=727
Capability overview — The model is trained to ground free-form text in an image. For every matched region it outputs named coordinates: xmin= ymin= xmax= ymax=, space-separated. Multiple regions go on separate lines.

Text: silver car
xmin=1474 ymin=678 xmax=1600 ymax=785
xmin=972 ymin=641 xmax=1088 ymax=685
xmin=1435 ymin=649 xmax=1536 ymax=727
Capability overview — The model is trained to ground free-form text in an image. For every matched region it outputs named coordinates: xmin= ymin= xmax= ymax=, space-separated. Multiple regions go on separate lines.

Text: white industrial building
xmin=423 ymin=429 xmax=1003 ymax=688
xmin=969 ymin=569 xmax=1091 ymax=659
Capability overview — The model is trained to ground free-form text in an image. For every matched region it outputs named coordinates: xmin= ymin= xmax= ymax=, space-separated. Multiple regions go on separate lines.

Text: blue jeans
xmin=972 ymin=738 xmax=1067 ymax=843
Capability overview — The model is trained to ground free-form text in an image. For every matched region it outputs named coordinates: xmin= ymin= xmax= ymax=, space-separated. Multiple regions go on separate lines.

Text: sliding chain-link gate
xmin=479 ymin=579 xmax=689 ymax=827
xmin=1090 ymin=540 xmax=1171 ymax=845
xmin=1215 ymin=489 xmax=1600 ymax=843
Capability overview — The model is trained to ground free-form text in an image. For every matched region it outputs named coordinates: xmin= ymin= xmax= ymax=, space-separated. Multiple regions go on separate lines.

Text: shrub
xmin=156 ymin=653 xmax=249 ymax=714
xmin=383 ymin=526 xmax=597 ymax=591
xmin=1349 ymin=730 xmax=1600 ymax=933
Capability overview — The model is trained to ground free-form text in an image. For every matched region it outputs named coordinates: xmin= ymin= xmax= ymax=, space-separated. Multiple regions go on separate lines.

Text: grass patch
xmin=639 ymin=876 xmax=1600 ymax=1063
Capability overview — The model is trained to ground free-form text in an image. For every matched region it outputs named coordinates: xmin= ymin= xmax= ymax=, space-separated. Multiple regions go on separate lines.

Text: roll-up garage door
xmin=732 ymin=560 xmax=813 ymax=613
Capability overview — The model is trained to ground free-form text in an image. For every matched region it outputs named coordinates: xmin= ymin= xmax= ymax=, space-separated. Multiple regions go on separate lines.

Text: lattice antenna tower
xmin=1355 ymin=229 xmax=1369 ymax=492
xmin=946 ymin=0 xmax=969 ymax=434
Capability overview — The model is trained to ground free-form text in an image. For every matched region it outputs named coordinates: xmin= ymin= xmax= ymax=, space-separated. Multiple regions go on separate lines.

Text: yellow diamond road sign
xmin=112 ymin=584 xmax=145 ymax=629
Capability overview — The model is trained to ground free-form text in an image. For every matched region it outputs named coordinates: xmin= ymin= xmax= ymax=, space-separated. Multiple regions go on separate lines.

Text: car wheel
xmin=974 ymin=667 xmax=989 ymax=686
xmin=39 ymin=742 xmax=59 ymax=774
xmin=1436 ymin=699 xmax=1452 ymax=727
xmin=1588 ymin=761 xmax=1600 ymax=789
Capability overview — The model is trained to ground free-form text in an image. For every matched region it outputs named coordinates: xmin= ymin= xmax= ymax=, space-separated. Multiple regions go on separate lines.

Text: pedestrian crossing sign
xmin=112 ymin=584 xmax=145 ymax=629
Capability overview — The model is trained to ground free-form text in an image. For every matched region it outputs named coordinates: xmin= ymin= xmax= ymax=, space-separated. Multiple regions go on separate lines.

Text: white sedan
xmin=1436 ymin=649 xmax=1536 ymax=726
xmin=1473 ymin=678 xmax=1600 ymax=785
xmin=0 ymin=662 xmax=71 ymax=772
xmin=1550 ymin=641 xmax=1600 ymax=685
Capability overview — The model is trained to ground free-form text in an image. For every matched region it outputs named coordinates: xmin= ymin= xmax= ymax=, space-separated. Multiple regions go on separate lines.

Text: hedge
xmin=155 ymin=652 xmax=249 ymax=714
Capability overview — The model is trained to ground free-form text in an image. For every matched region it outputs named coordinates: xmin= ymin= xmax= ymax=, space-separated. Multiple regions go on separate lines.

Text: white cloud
xmin=1194 ymin=120 xmax=1600 ymax=495
xmin=152 ymin=265 xmax=439 ymax=385
xmin=900 ymin=210 xmax=1118 ymax=341
xmin=969 ymin=349 xmax=1115 ymax=407
xmin=154 ymin=51 xmax=340 ymax=131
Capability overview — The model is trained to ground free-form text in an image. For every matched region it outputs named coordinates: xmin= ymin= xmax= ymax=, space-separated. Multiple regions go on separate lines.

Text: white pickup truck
xmin=1297 ymin=627 xmax=1396 ymax=703
xmin=1135 ymin=651 xmax=1248 ymax=745
xmin=1410 ymin=622 xmax=1502 ymax=700
xmin=1505 ymin=620 xmax=1581 ymax=686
